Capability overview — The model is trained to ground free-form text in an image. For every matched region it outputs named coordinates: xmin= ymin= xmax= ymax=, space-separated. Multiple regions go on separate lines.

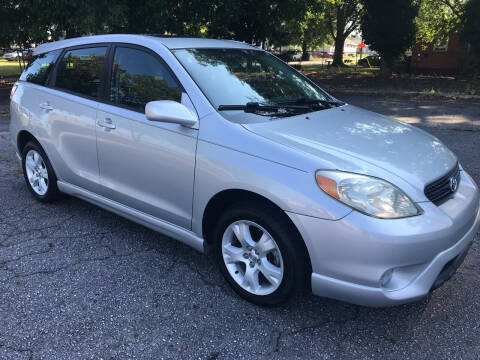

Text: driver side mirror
xmin=145 ymin=100 xmax=198 ymax=128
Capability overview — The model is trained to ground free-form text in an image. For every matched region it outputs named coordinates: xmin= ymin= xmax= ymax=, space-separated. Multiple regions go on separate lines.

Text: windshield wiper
xmin=277 ymin=97 xmax=343 ymax=108
xmin=218 ymin=102 xmax=310 ymax=114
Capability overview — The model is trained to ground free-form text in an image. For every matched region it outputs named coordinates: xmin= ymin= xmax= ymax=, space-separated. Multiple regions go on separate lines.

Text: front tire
xmin=212 ymin=202 xmax=308 ymax=306
xmin=22 ymin=141 xmax=60 ymax=202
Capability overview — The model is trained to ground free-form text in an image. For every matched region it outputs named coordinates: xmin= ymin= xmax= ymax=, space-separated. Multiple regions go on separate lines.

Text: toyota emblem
xmin=449 ymin=176 xmax=458 ymax=192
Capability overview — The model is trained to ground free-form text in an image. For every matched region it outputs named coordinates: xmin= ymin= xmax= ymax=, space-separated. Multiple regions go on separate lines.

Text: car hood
xmin=243 ymin=105 xmax=457 ymax=190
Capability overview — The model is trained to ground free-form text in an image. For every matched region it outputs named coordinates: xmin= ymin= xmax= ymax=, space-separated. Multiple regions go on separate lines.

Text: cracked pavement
xmin=0 ymin=95 xmax=479 ymax=359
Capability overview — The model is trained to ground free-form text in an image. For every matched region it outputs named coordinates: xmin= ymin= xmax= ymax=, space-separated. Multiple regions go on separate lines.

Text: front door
xmin=96 ymin=45 xmax=198 ymax=229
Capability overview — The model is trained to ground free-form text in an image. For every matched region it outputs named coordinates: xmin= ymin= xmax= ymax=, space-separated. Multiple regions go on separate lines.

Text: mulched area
xmin=304 ymin=69 xmax=480 ymax=98
xmin=0 ymin=76 xmax=17 ymax=86
xmin=0 ymin=77 xmax=16 ymax=93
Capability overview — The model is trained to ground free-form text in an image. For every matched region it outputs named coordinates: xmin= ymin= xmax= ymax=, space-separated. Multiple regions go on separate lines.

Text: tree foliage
xmin=416 ymin=0 xmax=467 ymax=44
xmin=206 ymin=0 xmax=309 ymax=47
xmin=0 ymin=1 xmax=16 ymax=48
xmin=361 ymin=0 xmax=418 ymax=76
xmin=0 ymin=0 xmax=315 ymax=50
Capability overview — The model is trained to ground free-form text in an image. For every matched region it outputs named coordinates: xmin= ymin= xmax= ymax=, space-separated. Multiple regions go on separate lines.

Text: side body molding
xmin=57 ymin=181 xmax=205 ymax=253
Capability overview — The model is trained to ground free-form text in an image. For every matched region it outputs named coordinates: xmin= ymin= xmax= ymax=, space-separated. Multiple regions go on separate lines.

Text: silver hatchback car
xmin=9 ymin=35 xmax=480 ymax=307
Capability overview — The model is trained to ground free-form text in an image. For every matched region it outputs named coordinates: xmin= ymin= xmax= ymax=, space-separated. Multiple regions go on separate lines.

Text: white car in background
xmin=3 ymin=50 xmax=30 ymax=61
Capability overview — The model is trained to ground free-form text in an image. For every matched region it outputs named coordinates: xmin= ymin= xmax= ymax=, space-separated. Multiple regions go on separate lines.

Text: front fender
xmin=191 ymin=139 xmax=352 ymax=236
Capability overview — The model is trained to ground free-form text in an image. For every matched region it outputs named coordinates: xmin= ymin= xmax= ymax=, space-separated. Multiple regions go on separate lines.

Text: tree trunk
xmin=332 ymin=36 xmax=346 ymax=66
xmin=301 ymin=40 xmax=309 ymax=61
xmin=16 ymin=50 xmax=23 ymax=72
xmin=380 ymin=58 xmax=392 ymax=78
xmin=458 ymin=42 xmax=479 ymax=78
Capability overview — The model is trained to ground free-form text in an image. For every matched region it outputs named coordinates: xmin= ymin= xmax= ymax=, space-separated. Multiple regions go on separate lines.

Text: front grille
xmin=424 ymin=162 xmax=460 ymax=205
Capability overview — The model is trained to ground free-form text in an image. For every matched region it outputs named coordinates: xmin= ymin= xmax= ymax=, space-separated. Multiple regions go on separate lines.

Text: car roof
xmin=33 ymin=34 xmax=257 ymax=55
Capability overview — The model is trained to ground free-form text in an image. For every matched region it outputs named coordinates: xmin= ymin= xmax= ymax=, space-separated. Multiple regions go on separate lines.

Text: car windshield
xmin=173 ymin=48 xmax=331 ymax=111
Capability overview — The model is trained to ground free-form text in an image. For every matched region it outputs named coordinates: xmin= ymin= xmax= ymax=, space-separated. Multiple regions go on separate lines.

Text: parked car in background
xmin=276 ymin=50 xmax=303 ymax=62
xmin=358 ymin=54 xmax=381 ymax=67
xmin=2 ymin=51 xmax=20 ymax=61
xmin=310 ymin=51 xmax=332 ymax=59
xmin=2 ymin=49 xmax=31 ymax=61
xmin=9 ymin=35 xmax=480 ymax=307
xmin=318 ymin=51 xmax=332 ymax=59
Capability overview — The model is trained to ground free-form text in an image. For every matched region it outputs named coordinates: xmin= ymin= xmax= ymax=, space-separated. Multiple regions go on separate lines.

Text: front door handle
xmin=39 ymin=102 xmax=54 ymax=111
xmin=97 ymin=118 xmax=116 ymax=130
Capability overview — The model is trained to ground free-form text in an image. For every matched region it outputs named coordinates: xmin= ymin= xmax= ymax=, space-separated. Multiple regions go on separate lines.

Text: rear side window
xmin=109 ymin=47 xmax=182 ymax=112
xmin=55 ymin=47 xmax=107 ymax=98
xmin=19 ymin=50 xmax=61 ymax=85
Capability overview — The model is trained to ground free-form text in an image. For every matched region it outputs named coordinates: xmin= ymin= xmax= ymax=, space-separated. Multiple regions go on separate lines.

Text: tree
xmin=297 ymin=0 xmax=332 ymax=60
xmin=462 ymin=0 xmax=480 ymax=58
xmin=324 ymin=0 xmax=363 ymax=66
xmin=361 ymin=0 xmax=418 ymax=77
xmin=416 ymin=0 xmax=466 ymax=44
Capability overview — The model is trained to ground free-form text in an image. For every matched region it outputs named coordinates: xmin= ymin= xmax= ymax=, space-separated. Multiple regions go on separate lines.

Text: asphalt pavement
xmin=0 ymin=95 xmax=479 ymax=359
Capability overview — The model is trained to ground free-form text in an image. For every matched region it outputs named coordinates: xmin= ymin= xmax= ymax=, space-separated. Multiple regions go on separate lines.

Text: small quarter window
xmin=109 ymin=47 xmax=182 ymax=112
xmin=19 ymin=50 xmax=61 ymax=85
xmin=55 ymin=47 xmax=107 ymax=98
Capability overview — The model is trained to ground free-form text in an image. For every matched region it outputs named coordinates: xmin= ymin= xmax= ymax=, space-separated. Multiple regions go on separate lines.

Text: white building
xmin=326 ymin=36 xmax=375 ymax=55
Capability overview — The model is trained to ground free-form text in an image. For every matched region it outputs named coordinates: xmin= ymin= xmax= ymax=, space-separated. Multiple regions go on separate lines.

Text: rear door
xmin=34 ymin=45 xmax=109 ymax=192
xmin=95 ymin=45 xmax=198 ymax=229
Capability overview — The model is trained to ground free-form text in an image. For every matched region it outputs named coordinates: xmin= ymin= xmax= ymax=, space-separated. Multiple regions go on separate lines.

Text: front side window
xmin=55 ymin=47 xmax=107 ymax=98
xmin=19 ymin=50 xmax=61 ymax=85
xmin=109 ymin=47 xmax=182 ymax=112
xmin=173 ymin=48 xmax=330 ymax=109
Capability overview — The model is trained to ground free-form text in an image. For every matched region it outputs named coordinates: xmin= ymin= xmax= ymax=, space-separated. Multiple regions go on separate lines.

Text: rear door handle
xmin=97 ymin=117 xmax=116 ymax=130
xmin=39 ymin=102 xmax=54 ymax=111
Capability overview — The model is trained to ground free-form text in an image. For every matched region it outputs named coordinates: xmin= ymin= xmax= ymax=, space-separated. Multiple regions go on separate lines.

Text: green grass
xmin=0 ymin=59 xmax=23 ymax=77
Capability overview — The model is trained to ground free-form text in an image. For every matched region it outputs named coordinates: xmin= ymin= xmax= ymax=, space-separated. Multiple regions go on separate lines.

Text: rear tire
xmin=212 ymin=201 xmax=308 ymax=306
xmin=21 ymin=141 xmax=60 ymax=202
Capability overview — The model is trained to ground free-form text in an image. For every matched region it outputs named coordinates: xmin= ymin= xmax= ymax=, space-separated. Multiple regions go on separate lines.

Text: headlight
xmin=315 ymin=170 xmax=421 ymax=219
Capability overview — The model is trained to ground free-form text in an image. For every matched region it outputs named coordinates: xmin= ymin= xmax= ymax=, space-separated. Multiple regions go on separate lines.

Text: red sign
xmin=358 ymin=43 xmax=366 ymax=48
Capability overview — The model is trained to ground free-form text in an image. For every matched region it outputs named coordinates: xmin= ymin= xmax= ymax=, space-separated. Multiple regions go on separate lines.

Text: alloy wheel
xmin=221 ymin=220 xmax=284 ymax=296
xmin=25 ymin=149 xmax=49 ymax=196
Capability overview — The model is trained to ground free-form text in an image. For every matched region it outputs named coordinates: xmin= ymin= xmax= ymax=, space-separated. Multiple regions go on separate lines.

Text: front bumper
xmin=287 ymin=170 xmax=480 ymax=307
